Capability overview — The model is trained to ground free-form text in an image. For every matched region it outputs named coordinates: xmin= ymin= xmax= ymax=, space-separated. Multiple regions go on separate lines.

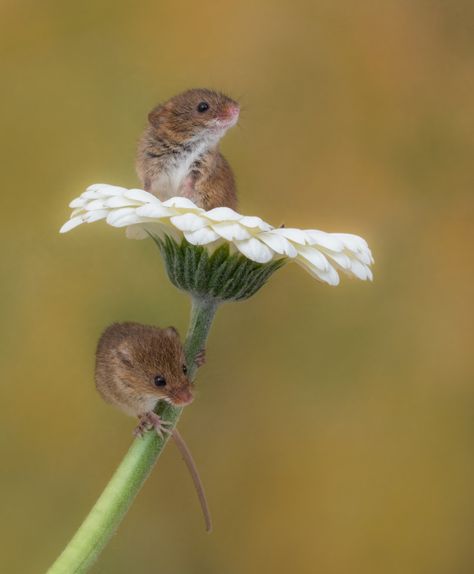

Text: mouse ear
xmin=114 ymin=344 xmax=134 ymax=368
xmin=164 ymin=326 xmax=180 ymax=338
xmin=148 ymin=105 xmax=164 ymax=128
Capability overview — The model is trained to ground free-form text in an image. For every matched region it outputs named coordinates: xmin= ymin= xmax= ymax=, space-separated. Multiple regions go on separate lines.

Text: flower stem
xmin=46 ymin=296 xmax=219 ymax=574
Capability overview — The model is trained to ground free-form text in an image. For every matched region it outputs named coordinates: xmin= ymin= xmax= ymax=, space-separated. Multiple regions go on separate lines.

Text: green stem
xmin=47 ymin=296 xmax=219 ymax=574
xmin=184 ymin=296 xmax=218 ymax=378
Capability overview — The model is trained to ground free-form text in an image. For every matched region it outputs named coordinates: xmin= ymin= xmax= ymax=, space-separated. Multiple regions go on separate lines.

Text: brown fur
xmin=95 ymin=322 xmax=192 ymax=417
xmin=136 ymin=88 xmax=238 ymax=210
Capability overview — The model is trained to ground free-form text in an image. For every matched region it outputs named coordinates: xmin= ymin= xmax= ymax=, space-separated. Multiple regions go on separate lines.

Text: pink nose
xmin=172 ymin=387 xmax=194 ymax=406
xmin=227 ymin=104 xmax=240 ymax=118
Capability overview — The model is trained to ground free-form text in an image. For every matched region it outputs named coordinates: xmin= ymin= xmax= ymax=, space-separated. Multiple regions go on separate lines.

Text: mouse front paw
xmin=194 ymin=348 xmax=206 ymax=367
xmin=134 ymin=412 xmax=172 ymax=439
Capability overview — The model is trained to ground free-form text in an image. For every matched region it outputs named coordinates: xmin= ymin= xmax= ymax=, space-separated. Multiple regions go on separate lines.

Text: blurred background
xmin=1 ymin=1 xmax=473 ymax=572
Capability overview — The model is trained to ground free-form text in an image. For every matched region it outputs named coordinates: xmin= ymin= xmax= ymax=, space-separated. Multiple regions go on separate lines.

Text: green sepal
xmin=152 ymin=235 xmax=285 ymax=302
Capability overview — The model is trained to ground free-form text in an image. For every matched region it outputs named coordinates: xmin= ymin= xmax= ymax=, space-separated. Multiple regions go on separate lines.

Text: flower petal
xmin=83 ymin=210 xmax=109 ymax=223
xmin=69 ymin=197 xmax=86 ymax=208
xmin=84 ymin=199 xmax=106 ymax=211
xmin=346 ymin=259 xmax=372 ymax=281
xmin=297 ymin=245 xmax=331 ymax=271
xmin=184 ymin=227 xmax=220 ymax=245
xmin=238 ymin=216 xmax=272 ymax=231
xmin=136 ymin=204 xmax=175 ymax=218
xmin=122 ymin=188 xmax=159 ymax=203
xmin=233 ymin=237 xmax=274 ymax=263
xmin=104 ymin=196 xmax=138 ymax=208
xmin=60 ymin=216 xmax=84 ymax=233
xmin=258 ymin=231 xmax=298 ymax=257
xmin=211 ymin=222 xmax=252 ymax=241
xmin=304 ymin=230 xmax=345 ymax=252
xmin=106 ymin=208 xmax=140 ymax=226
xmin=163 ymin=197 xmax=202 ymax=210
xmin=335 ymin=233 xmax=370 ymax=252
xmin=170 ymin=213 xmax=208 ymax=232
xmin=322 ymin=250 xmax=352 ymax=270
xmin=296 ymin=255 xmax=340 ymax=286
xmin=87 ymin=183 xmax=126 ymax=196
xmin=275 ymin=228 xmax=308 ymax=244
xmin=204 ymin=207 xmax=242 ymax=221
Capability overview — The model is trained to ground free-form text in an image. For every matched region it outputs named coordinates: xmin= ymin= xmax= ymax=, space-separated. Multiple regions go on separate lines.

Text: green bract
xmin=153 ymin=235 xmax=286 ymax=302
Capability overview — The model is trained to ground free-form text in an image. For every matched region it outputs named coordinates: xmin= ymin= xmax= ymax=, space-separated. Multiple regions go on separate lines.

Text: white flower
xmin=60 ymin=184 xmax=374 ymax=286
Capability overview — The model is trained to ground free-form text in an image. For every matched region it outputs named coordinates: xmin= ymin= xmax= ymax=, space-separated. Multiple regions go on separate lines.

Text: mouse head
xmin=114 ymin=324 xmax=193 ymax=406
xmin=148 ymin=88 xmax=240 ymax=145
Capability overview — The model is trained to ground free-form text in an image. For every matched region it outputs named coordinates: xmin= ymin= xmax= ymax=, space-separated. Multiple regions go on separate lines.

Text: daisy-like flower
xmin=61 ymin=183 xmax=373 ymax=291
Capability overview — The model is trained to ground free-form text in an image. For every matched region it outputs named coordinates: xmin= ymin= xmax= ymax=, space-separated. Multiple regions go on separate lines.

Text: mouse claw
xmin=134 ymin=412 xmax=172 ymax=439
xmin=194 ymin=348 xmax=206 ymax=367
xmin=133 ymin=420 xmax=150 ymax=438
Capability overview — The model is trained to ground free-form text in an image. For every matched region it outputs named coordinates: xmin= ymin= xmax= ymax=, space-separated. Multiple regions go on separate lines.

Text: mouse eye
xmin=182 ymin=364 xmax=188 ymax=374
xmin=197 ymin=101 xmax=209 ymax=113
xmin=154 ymin=375 xmax=166 ymax=387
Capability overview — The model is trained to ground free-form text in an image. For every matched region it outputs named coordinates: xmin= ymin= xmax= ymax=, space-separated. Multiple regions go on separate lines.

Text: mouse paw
xmin=194 ymin=348 xmax=206 ymax=367
xmin=134 ymin=412 xmax=172 ymax=439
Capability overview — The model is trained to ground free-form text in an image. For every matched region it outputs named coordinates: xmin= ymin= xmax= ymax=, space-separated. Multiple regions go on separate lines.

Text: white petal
xmin=204 ymin=207 xmax=242 ymax=221
xmin=275 ymin=228 xmax=308 ymax=244
xmin=87 ymin=183 xmax=126 ymax=196
xmin=60 ymin=216 xmax=84 ymax=233
xmin=106 ymin=208 xmax=140 ymax=226
xmin=163 ymin=197 xmax=201 ymax=210
xmin=238 ymin=215 xmax=272 ymax=231
xmin=352 ymin=248 xmax=373 ymax=266
xmin=113 ymin=214 xmax=147 ymax=228
xmin=104 ymin=196 xmax=138 ymax=208
xmin=69 ymin=197 xmax=86 ymax=208
xmin=81 ymin=189 xmax=102 ymax=199
xmin=136 ymin=204 xmax=175 ymax=218
xmin=170 ymin=213 xmax=208 ymax=232
xmin=296 ymin=255 xmax=340 ymax=286
xmin=304 ymin=230 xmax=344 ymax=252
xmin=346 ymin=259 xmax=372 ymax=281
xmin=297 ymin=245 xmax=331 ymax=271
xmin=123 ymin=188 xmax=158 ymax=203
xmin=334 ymin=233 xmax=369 ymax=251
xmin=84 ymin=199 xmax=106 ymax=211
xmin=258 ymin=231 xmax=298 ymax=257
xmin=211 ymin=222 xmax=252 ymax=241
xmin=364 ymin=266 xmax=373 ymax=281
xmin=322 ymin=250 xmax=351 ymax=269
xmin=233 ymin=237 xmax=274 ymax=263
xmin=184 ymin=227 xmax=220 ymax=245
xmin=83 ymin=210 xmax=109 ymax=223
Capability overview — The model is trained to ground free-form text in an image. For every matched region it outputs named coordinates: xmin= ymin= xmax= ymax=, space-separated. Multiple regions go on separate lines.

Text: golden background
xmin=1 ymin=1 xmax=473 ymax=572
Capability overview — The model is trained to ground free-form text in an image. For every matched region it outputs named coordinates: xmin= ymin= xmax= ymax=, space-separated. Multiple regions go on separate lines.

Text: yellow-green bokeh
xmin=1 ymin=1 xmax=473 ymax=572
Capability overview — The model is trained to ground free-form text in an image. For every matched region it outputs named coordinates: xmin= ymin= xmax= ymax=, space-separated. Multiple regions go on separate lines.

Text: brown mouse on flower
xmin=136 ymin=88 xmax=239 ymax=210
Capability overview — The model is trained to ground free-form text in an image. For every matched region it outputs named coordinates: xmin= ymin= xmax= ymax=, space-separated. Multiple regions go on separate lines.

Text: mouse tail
xmin=170 ymin=427 xmax=213 ymax=532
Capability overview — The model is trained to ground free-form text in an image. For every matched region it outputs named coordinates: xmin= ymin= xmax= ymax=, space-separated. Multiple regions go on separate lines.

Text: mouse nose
xmin=227 ymin=104 xmax=240 ymax=119
xmin=171 ymin=386 xmax=194 ymax=406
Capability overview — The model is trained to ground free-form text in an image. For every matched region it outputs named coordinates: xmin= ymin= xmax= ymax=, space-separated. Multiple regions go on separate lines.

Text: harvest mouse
xmin=136 ymin=88 xmax=239 ymax=210
xmin=95 ymin=322 xmax=210 ymax=530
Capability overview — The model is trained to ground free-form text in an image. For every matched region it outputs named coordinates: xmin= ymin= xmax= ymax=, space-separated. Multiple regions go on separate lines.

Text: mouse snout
xmin=216 ymin=104 xmax=240 ymax=128
xmin=226 ymin=104 xmax=240 ymax=119
xmin=169 ymin=384 xmax=194 ymax=406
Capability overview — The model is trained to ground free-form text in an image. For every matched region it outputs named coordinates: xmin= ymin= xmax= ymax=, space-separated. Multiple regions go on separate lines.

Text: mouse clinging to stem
xmin=95 ymin=322 xmax=211 ymax=531
xmin=136 ymin=88 xmax=240 ymax=210
xmin=95 ymin=322 xmax=204 ymax=437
